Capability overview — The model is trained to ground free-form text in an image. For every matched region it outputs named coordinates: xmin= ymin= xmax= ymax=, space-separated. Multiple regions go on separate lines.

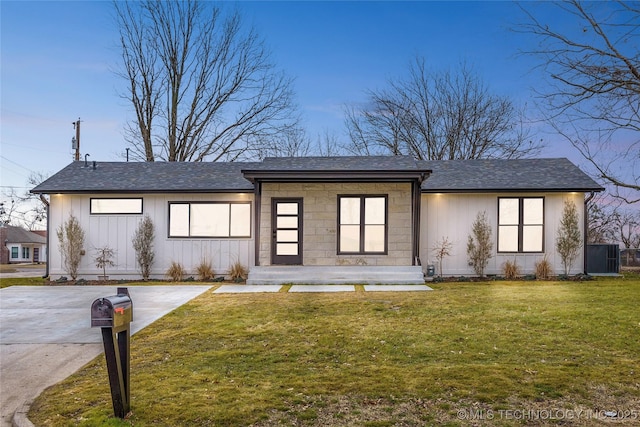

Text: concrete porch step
xmin=246 ymin=265 xmax=425 ymax=285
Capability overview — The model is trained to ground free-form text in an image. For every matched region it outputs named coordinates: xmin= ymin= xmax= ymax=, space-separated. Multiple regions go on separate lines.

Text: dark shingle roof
xmin=420 ymin=158 xmax=603 ymax=192
xmin=257 ymin=156 xmax=423 ymax=171
xmin=32 ymin=157 xmax=603 ymax=194
xmin=4 ymin=225 xmax=47 ymax=244
xmin=31 ymin=161 xmax=256 ymax=194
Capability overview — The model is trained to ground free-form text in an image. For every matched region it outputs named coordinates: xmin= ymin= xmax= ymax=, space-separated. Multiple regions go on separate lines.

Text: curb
xmin=12 ymin=402 xmax=35 ymax=427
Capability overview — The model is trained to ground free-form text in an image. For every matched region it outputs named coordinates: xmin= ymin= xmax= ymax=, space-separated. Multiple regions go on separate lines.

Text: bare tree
xmin=432 ymin=236 xmax=453 ymax=277
xmin=587 ymin=194 xmax=619 ymax=244
xmin=1 ymin=171 xmax=50 ymax=230
xmin=518 ymin=1 xmax=640 ymax=202
xmin=345 ymin=57 xmax=543 ymax=160
xmin=253 ymin=127 xmax=312 ymax=160
xmin=114 ymin=0 xmax=299 ymax=162
xmin=613 ymin=209 xmax=640 ymax=265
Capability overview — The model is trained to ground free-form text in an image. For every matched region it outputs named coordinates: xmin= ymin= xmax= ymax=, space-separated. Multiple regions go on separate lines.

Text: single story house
xmin=31 ymin=156 xmax=603 ymax=284
xmin=0 ymin=225 xmax=47 ymax=264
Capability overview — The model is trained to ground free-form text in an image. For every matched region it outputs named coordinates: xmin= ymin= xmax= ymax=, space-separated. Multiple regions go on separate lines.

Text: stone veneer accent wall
xmin=260 ymin=182 xmax=413 ymax=266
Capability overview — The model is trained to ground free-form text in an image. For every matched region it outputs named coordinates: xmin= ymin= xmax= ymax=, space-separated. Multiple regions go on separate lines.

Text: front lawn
xmin=30 ymin=276 xmax=640 ymax=426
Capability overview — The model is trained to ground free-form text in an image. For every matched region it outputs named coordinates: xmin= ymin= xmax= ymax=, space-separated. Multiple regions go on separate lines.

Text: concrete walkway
xmin=214 ymin=284 xmax=433 ymax=293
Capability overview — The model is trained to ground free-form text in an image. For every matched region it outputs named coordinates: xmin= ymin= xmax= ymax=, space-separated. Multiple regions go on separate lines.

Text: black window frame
xmin=497 ymin=197 xmax=545 ymax=253
xmin=90 ymin=198 xmax=143 ymax=215
xmin=11 ymin=247 xmax=18 ymax=259
xmin=337 ymin=194 xmax=388 ymax=255
xmin=168 ymin=201 xmax=252 ymax=238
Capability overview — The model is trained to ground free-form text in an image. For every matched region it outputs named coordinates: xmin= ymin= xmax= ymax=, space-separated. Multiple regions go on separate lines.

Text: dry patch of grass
xmin=29 ymin=277 xmax=640 ymax=426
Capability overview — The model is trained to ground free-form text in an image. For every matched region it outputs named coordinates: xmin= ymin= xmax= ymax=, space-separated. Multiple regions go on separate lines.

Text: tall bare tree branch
xmin=114 ymin=0 xmax=299 ymax=162
xmin=517 ymin=0 xmax=640 ymax=201
xmin=344 ymin=57 xmax=542 ymax=160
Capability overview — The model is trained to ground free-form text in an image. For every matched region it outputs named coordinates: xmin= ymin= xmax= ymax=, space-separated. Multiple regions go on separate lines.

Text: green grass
xmin=27 ymin=275 xmax=640 ymax=426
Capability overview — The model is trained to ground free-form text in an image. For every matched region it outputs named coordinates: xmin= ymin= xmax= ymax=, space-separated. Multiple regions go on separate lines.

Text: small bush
xmin=229 ymin=261 xmax=248 ymax=282
xmin=196 ymin=260 xmax=215 ymax=281
xmin=57 ymin=214 xmax=85 ymax=280
xmin=132 ymin=215 xmax=155 ymax=280
xmin=467 ymin=211 xmax=493 ymax=277
xmin=535 ymin=257 xmax=552 ymax=280
xmin=166 ymin=261 xmax=186 ymax=282
xmin=502 ymin=259 xmax=521 ymax=280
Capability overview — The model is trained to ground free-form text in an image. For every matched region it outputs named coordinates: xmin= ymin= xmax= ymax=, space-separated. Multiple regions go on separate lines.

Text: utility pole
xmin=72 ymin=118 xmax=81 ymax=161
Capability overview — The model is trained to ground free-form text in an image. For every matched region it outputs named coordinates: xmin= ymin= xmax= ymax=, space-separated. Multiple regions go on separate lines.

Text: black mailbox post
xmin=91 ymin=287 xmax=133 ymax=418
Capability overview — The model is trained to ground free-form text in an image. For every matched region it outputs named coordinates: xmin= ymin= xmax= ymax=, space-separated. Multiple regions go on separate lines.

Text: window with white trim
xmin=11 ymin=247 xmax=18 ymax=259
xmin=498 ymin=197 xmax=544 ymax=252
xmin=22 ymin=247 xmax=30 ymax=259
xmin=168 ymin=202 xmax=251 ymax=238
xmin=90 ymin=198 xmax=143 ymax=214
xmin=338 ymin=195 xmax=387 ymax=254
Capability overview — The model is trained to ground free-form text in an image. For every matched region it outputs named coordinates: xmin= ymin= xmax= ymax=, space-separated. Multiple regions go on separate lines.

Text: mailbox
xmin=91 ymin=288 xmax=133 ymax=419
xmin=91 ymin=294 xmax=132 ymax=328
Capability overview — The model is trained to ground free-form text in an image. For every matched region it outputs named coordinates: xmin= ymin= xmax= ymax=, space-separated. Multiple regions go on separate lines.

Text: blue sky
xmin=1 ymin=1 xmax=577 ymax=192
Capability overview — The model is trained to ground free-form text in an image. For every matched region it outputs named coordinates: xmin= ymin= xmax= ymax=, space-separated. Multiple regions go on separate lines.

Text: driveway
xmin=0 ymin=285 xmax=212 ymax=427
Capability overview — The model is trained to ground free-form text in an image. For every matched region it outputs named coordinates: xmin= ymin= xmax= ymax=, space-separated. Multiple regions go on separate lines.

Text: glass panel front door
xmin=271 ymin=199 xmax=303 ymax=265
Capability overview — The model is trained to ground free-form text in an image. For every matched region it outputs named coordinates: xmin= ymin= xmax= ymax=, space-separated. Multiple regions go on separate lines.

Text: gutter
xmin=583 ymin=191 xmax=596 ymax=275
xmin=39 ymin=194 xmax=50 ymax=280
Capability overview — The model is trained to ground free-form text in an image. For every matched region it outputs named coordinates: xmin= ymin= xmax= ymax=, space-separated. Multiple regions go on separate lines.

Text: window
xmin=498 ymin=197 xmax=544 ymax=252
xmin=11 ymin=247 xmax=18 ymax=259
xmin=22 ymin=247 xmax=30 ymax=259
xmin=91 ymin=198 xmax=143 ymax=214
xmin=169 ymin=202 xmax=251 ymax=238
xmin=338 ymin=195 xmax=387 ymax=254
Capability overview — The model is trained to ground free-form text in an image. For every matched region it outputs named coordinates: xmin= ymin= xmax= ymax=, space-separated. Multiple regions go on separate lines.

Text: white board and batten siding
xmin=48 ymin=193 xmax=255 ymax=280
xmin=420 ymin=192 xmax=586 ymax=276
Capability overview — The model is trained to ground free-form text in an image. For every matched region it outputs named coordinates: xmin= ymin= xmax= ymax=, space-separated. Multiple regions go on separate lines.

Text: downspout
xmin=412 ymin=173 xmax=426 ymax=267
xmin=39 ymin=194 xmax=50 ymax=279
xmin=254 ymin=181 xmax=262 ymax=267
xmin=583 ymin=191 xmax=595 ymax=275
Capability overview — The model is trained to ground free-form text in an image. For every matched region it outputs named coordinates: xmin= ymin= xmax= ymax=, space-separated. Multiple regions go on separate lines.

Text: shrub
xmin=502 ymin=259 xmax=521 ymax=280
xmin=166 ymin=261 xmax=186 ymax=282
xmin=94 ymin=245 xmax=116 ymax=279
xmin=467 ymin=211 xmax=493 ymax=277
xmin=132 ymin=215 xmax=155 ymax=280
xmin=535 ymin=257 xmax=552 ymax=280
xmin=196 ymin=260 xmax=215 ymax=281
xmin=56 ymin=214 xmax=85 ymax=280
xmin=229 ymin=260 xmax=248 ymax=282
xmin=556 ymin=200 xmax=582 ymax=275
xmin=432 ymin=236 xmax=453 ymax=277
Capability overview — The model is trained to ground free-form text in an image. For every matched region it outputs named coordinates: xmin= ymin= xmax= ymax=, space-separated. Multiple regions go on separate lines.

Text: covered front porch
xmin=246 ymin=265 xmax=426 ymax=285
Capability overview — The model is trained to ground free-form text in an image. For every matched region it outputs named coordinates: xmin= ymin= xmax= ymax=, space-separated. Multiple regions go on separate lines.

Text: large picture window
xmin=91 ymin=198 xmax=143 ymax=214
xmin=498 ymin=197 xmax=544 ymax=253
xmin=169 ymin=202 xmax=251 ymax=238
xmin=338 ymin=195 xmax=387 ymax=254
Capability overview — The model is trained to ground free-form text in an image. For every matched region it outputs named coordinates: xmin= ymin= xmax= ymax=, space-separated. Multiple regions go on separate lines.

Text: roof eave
xmin=421 ymin=187 xmax=605 ymax=193
xmin=242 ymin=169 xmax=431 ymax=183
xmin=31 ymin=188 xmax=254 ymax=195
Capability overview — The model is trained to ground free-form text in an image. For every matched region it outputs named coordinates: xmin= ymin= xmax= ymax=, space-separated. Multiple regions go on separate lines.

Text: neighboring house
xmin=31 ymin=157 xmax=603 ymax=283
xmin=0 ymin=225 xmax=47 ymax=264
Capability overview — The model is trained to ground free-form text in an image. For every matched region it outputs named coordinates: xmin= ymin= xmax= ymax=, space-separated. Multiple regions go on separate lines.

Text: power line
xmin=0 ymin=156 xmax=35 ymax=173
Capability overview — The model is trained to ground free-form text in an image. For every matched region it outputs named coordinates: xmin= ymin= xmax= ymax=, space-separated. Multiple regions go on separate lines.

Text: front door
xmin=271 ymin=198 xmax=303 ymax=265
xmin=33 ymin=247 xmax=39 ymax=263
